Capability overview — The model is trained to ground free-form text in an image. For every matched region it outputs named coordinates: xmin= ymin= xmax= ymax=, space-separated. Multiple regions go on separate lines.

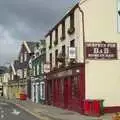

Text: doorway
xmin=64 ymin=79 xmax=69 ymax=109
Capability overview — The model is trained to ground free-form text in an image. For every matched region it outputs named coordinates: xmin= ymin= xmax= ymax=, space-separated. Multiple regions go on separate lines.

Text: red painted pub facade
xmin=45 ymin=63 xmax=85 ymax=113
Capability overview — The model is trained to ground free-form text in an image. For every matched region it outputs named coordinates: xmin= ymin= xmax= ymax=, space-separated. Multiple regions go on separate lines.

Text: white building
xmin=45 ymin=0 xmax=120 ymax=115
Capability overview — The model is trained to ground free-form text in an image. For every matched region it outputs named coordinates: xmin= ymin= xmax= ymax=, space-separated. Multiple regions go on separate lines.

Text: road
xmin=0 ymin=101 xmax=40 ymax=120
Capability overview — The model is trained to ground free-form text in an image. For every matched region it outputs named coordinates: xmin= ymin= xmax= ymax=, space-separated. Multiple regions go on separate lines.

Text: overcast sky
xmin=0 ymin=0 xmax=79 ymax=66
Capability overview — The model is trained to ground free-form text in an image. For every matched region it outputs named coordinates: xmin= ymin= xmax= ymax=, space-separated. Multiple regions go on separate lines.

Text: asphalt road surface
xmin=0 ymin=101 xmax=40 ymax=120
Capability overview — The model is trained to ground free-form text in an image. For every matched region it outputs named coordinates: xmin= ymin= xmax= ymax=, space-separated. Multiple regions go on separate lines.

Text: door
xmin=34 ymin=85 xmax=36 ymax=102
xmin=64 ymin=79 xmax=69 ymax=109
xmin=48 ymin=80 xmax=52 ymax=104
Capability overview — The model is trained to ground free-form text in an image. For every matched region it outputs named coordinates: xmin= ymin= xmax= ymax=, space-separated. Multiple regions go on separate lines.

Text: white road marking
xmin=0 ymin=114 xmax=4 ymax=119
xmin=11 ymin=109 xmax=21 ymax=115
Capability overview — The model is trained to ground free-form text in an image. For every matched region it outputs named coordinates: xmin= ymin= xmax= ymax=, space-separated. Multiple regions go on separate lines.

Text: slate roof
xmin=26 ymin=41 xmax=39 ymax=53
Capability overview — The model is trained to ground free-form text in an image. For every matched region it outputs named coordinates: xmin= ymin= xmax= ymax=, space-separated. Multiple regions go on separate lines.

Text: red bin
xmin=84 ymin=99 xmax=104 ymax=116
xmin=20 ymin=94 xmax=27 ymax=100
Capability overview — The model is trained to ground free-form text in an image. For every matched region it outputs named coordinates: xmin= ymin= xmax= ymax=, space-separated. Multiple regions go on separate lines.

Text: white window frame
xmin=40 ymin=82 xmax=45 ymax=100
xmin=17 ymin=69 xmax=23 ymax=79
xmin=24 ymin=69 xmax=27 ymax=78
xmin=24 ymin=52 xmax=27 ymax=61
xmin=20 ymin=54 xmax=23 ymax=63
xmin=117 ymin=0 xmax=120 ymax=32
xmin=33 ymin=66 xmax=36 ymax=76
xmin=37 ymin=64 xmax=39 ymax=75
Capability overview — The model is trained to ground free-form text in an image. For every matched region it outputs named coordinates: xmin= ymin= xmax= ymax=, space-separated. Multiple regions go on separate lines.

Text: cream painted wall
xmin=45 ymin=7 xmax=84 ymax=69
xmin=80 ymin=0 xmax=120 ymax=106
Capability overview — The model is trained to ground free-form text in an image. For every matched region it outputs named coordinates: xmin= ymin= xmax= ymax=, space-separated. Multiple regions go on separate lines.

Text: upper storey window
xmin=68 ymin=11 xmax=75 ymax=35
xmin=49 ymin=33 xmax=52 ymax=49
xmin=118 ymin=0 xmax=120 ymax=32
xmin=20 ymin=54 xmax=23 ymax=63
xmin=60 ymin=20 xmax=66 ymax=41
xmin=24 ymin=52 xmax=27 ymax=61
xmin=54 ymin=28 xmax=58 ymax=46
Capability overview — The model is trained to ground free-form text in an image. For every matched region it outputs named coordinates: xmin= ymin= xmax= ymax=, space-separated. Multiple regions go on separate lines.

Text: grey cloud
xmin=0 ymin=0 xmax=79 ymax=65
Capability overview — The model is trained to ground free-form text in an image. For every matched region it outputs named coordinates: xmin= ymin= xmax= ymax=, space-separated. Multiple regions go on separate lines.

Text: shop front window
xmin=41 ymin=83 xmax=45 ymax=100
xmin=71 ymin=76 xmax=79 ymax=98
xmin=60 ymin=79 xmax=64 ymax=102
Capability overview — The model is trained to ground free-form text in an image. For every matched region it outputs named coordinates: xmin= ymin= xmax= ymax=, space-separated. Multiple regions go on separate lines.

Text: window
xmin=62 ymin=45 xmax=66 ymax=56
xmin=118 ymin=0 xmax=120 ymax=32
xmin=41 ymin=83 xmax=45 ymax=100
xmin=17 ymin=69 xmax=23 ymax=79
xmin=50 ymin=53 xmax=52 ymax=69
xmin=49 ymin=33 xmax=52 ymax=49
xmin=36 ymin=51 xmax=40 ymax=57
xmin=70 ymin=11 xmax=74 ymax=28
xmin=33 ymin=66 xmax=36 ymax=76
xmin=61 ymin=21 xmax=65 ymax=38
xmin=55 ymin=49 xmax=58 ymax=67
xmin=41 ymin=62 xmax=44 ymax=74
xmin=70 ymin=39 xmax=75 ymax=47
xmin=62 ymin=45 xmax=65 ymax=65
xmin=71 ymin=76 xmax=79 ymax=98
xmin=24 ymin=69 xmax=27 ymax=78
xmin=68 ymin=11 xmax=75 ymax=35
xmin=20 ymin=54 xmax=23 ymax=63
xmin=24 ymin=52 xmax=27 ymax=61
xmin=55 ymin=28 xmax=58 ymax=44
xmin=37 ymin=64 xmax=39 ymax=75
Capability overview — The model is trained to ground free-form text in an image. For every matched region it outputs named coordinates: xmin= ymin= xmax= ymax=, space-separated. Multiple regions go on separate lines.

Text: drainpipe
xmin=77 ymin=4 xmax=86 ymax=113
xmin=77 ymin=4 xmax=85 ymax=63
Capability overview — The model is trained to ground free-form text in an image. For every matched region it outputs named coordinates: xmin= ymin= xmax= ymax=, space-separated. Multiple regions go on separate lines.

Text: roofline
xmin=45 ymin=3 xmax=79 ymax=37
xmin=23 ymin=41 xmax=31 ymax=53
xmin=11 ymin=63 xmax=16 ymax=75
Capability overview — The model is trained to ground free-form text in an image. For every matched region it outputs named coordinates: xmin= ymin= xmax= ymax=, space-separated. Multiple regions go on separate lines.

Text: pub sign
xmin=85 ymin=42 xmax=117 ymax=59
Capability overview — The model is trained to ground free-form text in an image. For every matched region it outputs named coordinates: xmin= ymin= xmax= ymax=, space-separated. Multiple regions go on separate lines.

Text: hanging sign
xmin=68 ymin=47 xmax=76 ymax=59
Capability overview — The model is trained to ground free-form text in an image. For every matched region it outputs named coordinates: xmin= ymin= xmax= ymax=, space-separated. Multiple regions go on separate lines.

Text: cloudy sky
xmin=0 ymin=0 xmax=79 ymax=66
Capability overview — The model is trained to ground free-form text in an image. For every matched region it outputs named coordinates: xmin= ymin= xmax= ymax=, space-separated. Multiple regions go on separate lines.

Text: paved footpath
xmin=0 ymin=97 xmax=113 ymax=120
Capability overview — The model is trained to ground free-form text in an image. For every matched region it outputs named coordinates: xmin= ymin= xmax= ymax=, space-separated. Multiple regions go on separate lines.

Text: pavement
xmin=0 ymin=97 xmax=114 ymax=120
xmin=0 ymin=101 xmax=40 ymax=120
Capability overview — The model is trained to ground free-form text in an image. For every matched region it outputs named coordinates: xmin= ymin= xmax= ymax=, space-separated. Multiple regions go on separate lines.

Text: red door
xmin=64 ymin=79 xmax=69 ymax=109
